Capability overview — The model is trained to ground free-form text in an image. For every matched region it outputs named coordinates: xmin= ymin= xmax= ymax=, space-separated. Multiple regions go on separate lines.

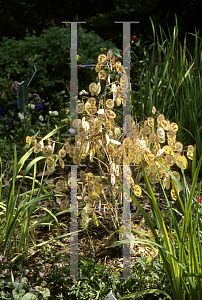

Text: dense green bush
xmin=0 ymin=24 xmax=119 ymax=95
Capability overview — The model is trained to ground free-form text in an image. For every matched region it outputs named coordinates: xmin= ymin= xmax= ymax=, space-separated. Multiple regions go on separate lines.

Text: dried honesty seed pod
xmin=187 ymin=151 xmax=193 ymax=160
xmin=72 ymin=118 xmax=82 ymax=128
xmin=157 ymin=114 xmax=165 ymax=124
xmin=98 ymin=54 xmax=107 ymax=64
xmin=106 ymin=109 xmax=116 ymax=118
xmin=152 ymin=106 xmax=156 ymax=114
xmin=107 ymin=49 xmax=113 ymax=59
xmin=174 ymin=142 xmax=183 ymax=152
xmin=46 ymin=155 xmax=55 ymax=166
xmin=147 ymin=117 xmax=154 ymax=127
xmin=56 ymin=179 xmax=68 ymax=191
xmin=98 ymin=69 xmax=107 ymax=80
xmin=176 ymin=155 xmax=188 ymax=169
xmin=106 ymin=99 xmax=114 ymax=109
xmin=170 ymin=123 xmax=178 ymax=132
xmin=156 ymin=127 xmax=165 ymax=139
xmin=187 ymin=145 xmax=194 ymax=152
xmin=88 ymin=97 xmax=96 ymax=106
xmin=60 ymin=199 xmax=69 ymax=211
xmin=76 ymin=102 xmax=85 ymax=114
xmin=171 ymin=189 xmax=178 ymax=201
xmin=89 ymin=82 xmax=98 ymax=96
xmin=95 ymin=64 xmax=101 ymax=72
xmin=132 ymin=184 xmax=142 ymax=197
xmin=34 ymin=143 xmax=42 ymax=153
xmin=59 ymin=149 xmax=66 ymax=158
xmin=47 ymin=164 xmax=55 ymax=173
xmin=42 ymin=145 xmax=52 ymax=157
xmin=172 ymin=171 xmax=180 ymax=181
xmin=59 ymin=157 xmax=65 ymax=168
xmin=161 ymin=119 xmax=170 ymax=131
xmin=26 ymin=136 xmax=32 ymax=148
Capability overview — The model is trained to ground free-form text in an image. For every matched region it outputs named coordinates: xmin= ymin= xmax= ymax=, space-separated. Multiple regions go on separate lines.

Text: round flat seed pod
xmin=64 ymin=142 xmax=70 ymax=153
xmin=165 ymin=154 xmax=174 ymax=166
xmin=116 ymin=97 xmax=122 ymax=106
xmin=73 ymin=145 xmax=81 ymax=156
xmin=132 ymin=185 xmax=142 ymax=197
xmin=31 ymin=138 xmax=37 ymax=146
xmin=47 ymin=164 xmax=55 ymax=173
xmin=72 ymin=118 xmax=82 ymax=128
xmin=73 ymin=154 xmax=80 ymax=164
xmin=106 ymin=99 xmax=114 ymax=109
xmin=82 ymin=212 xmax=89 ymax=229
xmin=59 ymin=157 xmax=65 ymax=168
xmin=98 ymin=69 xmax=107 ymax=80
xmin=106 ymin=109 xmax=116 ymax=118
xmin=157 ymin=127 xmax=165 ymax=139
xmin=80 ymin=171 xmax=88 ymax=183
xmin=42 ymin=145 xmax=52 ymax=157
xmin=88 ymin=191 xmax=97 ymax=202
xmin=107 ymin=49 xmax=113 ymax=59
xmin=171 ymin=189 xmax=177 ymax=201
xmin=123 ymin=156 xmax=130 ymax=165
xmin=56 ymin=179 xmax=68 ymax=191
xmin=168 ymin=138 xmax=175 ymax=148
xmin=172 ymin=171 xmax=180 ymax=181
xmin=94 ymin=120 xmax=102 ymax=131
xmin=105 ymin=120 xmax=111 ymax=132
xmin=161 ymin=119 xmax=169 ymax=131
xmin=114 ymin=127 xmax=121 ymax=137
xmin=98 ymin=54 xmax=107 ymax=64
xmin=164 ymin=177 xmax=170 ymax=190
xmin=187 ymin=145 xmax=194 ymax=152
xmin=175 ymin=142 xmax=183 ymax=152
xmin=117 ymin=145 xmax=126 ymax=158
xmin=96 ymin=82 xmax=101 ymax=94
xmin=147 ymin=153 xmax=155 ymax=163
xmin=139 ymin=127 xmax=148 ymax=137
xmin=164 ymin=146 xmax=174 ymax=156
xmin=89 ymin=82 xmax=98 ymax=96
xmin=91 ymin=106 xmax=97 ymax=115
xmin=149 ymin=162 xmax=156 ymax=173
xmin=85 ymin=202 xmax=93 ymax=214
xmin=87 ymin=172 xmax=94 ymax=182
xmin=59 ymin=148 xmax=66 ymax=158
xmin=147 ymin=117 xmax=154 ymax=127
xmin=94 ymin=183 xmax=102 ymax=195
xmin=167 ymin=131 xmax=176 ymax=140
xmin=148 ymin=132 xmax=156 ymax=143
xmin=95 ymin=64 xmax=101 ymax=72
xmin=88 ymin=97 xmax=96 ymax=106
xmin=34 ymin=143 xmax=42 ymax=153
xmin=176 ymin=155 xmax=188 ymax=169
xmin=170 ymin=123 xmax=178 ymax=132
xmin=187 ymin=151 xmax=193 ymax=160
xmin=157 ymin=114 xmax=165 ymax=124
xmin=76 ymin=102 xmax=85 ymax=114
xmin=123 ymin=137 xmax=131 ymax=148
xmin=148 ymin=174 xmax=159 ymax=185
xmin=135 ymin=153 xmax=141 ymax=164
xmin=60 ymin=199 xmax=69 ymax=211
xmin=46 ymin=155 xmax=55 ymax=166
xmin=152 ymin=106 xmax=156 ymax=114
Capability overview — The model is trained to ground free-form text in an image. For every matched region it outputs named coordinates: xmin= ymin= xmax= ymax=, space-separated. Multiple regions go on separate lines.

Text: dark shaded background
xmin=0 ymin=0 xmax=201 ymax=48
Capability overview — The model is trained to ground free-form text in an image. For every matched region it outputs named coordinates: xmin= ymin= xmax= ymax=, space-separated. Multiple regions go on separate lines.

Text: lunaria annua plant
xmin=26 ymin=49 xmax=194 ymax=230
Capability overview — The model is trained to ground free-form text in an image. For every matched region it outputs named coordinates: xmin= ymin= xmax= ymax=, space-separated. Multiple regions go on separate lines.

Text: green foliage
xmin=138 ymin=18 xmax=202 ymax=160
xmin=0 ymin=24 xmax=119 ymax=95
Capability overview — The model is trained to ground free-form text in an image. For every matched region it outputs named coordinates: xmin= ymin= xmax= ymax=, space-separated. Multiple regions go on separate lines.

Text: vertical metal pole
xmin=115 ymin=21 xmax=139 ymax=278
xmin=62 ymin=21 xmax=86 ymax=279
